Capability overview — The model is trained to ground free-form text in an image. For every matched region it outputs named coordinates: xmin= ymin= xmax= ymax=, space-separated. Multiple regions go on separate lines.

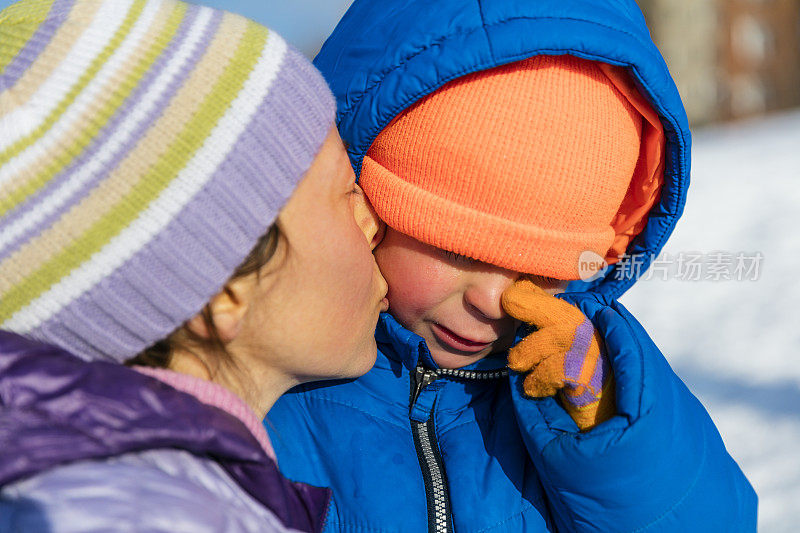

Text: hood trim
xmin=316 ymin=7 xmax=691 ymax=300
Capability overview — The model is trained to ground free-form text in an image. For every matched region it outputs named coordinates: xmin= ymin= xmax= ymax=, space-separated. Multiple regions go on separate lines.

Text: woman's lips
xmin=431 ymin=322 xmax=491 ymax=353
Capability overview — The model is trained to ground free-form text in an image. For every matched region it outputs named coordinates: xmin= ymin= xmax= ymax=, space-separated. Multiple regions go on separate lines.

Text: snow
xmin=619 ymin=109 xmax=800 ymax=532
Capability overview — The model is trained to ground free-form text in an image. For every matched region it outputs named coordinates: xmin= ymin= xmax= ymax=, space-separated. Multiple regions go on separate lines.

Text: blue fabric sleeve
xmin=510 ymin=293 xmax=757 ymax=532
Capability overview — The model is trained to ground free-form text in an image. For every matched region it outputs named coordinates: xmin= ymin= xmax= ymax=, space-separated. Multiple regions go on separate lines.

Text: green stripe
xmin=0 ymin=21 xmax=270 ymax=322
xmin=0 ymin=0 xmax=56 ymax=74
xmin=0 ymin=0 xmax=148 ymax=216
xmin=0 ymin=0 xmax=186 ymax=218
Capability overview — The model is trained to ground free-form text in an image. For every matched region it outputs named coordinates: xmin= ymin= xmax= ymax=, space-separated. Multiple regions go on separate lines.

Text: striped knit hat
xmin=0 ymin=0 xmax=335 ymax=362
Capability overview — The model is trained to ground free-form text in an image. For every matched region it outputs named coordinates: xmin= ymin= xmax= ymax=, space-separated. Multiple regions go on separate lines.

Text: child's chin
xmin=430 ymin=349 xmax=488 ymax=369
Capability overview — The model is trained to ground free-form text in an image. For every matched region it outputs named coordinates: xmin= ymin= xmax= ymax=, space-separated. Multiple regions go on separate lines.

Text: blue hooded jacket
xmin=266 ymin=1 xmax=758 ymax=531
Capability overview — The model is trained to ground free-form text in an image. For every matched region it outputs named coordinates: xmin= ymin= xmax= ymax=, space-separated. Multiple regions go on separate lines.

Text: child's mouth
xmin=431 ymin=323 xmax=491 ymax=353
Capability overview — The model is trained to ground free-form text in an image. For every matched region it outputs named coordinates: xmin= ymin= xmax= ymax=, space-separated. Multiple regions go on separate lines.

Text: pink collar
xmin=133 ymin=366 xmax=276 ymax=461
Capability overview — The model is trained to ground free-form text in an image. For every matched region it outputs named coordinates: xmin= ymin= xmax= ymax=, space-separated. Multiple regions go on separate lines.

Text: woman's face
xmin=233 ymin=128 xmax=388 ymax=389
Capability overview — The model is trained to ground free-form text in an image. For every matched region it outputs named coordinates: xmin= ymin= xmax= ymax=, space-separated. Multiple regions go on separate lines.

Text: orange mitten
xmin=501 ymin=279 xmax=616 ymax=431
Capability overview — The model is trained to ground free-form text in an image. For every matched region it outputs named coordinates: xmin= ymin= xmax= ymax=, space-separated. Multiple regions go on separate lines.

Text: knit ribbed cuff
xmin=361 ymin=154 xmax=615 ymax=279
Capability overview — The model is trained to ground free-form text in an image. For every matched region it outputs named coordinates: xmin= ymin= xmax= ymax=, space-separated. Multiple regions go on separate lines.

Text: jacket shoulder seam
xmin=301 ymin=395 xmax=409 ymax=431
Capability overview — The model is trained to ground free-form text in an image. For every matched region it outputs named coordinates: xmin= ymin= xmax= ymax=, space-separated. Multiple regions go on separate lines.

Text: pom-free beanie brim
xmin=362 ymin=155 xmax=613 ymax=278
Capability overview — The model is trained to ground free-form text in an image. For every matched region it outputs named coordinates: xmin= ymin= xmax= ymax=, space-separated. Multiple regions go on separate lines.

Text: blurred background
xmin=638 ymin=0 xmax=800 ymax=124
xmin=198 ymin=0 xmax=800 ymax=126
xmin=160 ymin=1 xmax=800 ymax=531
xmin=188 ymin=0 xmax=354 ymax=58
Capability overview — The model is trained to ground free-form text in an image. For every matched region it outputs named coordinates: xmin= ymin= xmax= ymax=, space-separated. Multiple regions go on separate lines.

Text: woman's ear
xmin=352 ymin=183 xmax=386 ymax=250
xmin=371 ymin=219 xmax=386 ymax=251
xmin=185 ymin=276 xmax=254 ymax=343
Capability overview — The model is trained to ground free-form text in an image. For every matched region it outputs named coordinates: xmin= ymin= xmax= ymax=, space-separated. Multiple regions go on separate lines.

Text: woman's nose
xmin=351 ymin=183 xmax=386 ymax=250
xmin=463 ymin=268 xmax=521 ymax=320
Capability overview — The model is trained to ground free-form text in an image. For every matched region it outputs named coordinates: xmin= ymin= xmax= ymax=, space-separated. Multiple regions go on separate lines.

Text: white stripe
xmin=0 ymin=0 xmax=136 ymax=153
xmin=0 ymin=0 xmax=156 ymax=179
xmin=3 ymin=31 xmax=288 ymax=332
xmin=0 ymin=7 xmax=215 ymax=255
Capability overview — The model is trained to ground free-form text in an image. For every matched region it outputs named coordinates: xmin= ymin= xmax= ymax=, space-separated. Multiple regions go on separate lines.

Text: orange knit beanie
xmin=361 ymin=54 xmax=665 ymax=279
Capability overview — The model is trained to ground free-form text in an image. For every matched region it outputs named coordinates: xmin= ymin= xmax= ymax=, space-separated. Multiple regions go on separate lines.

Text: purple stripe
xmin=0 ymin=5 xmax=219 ymax=253
xmin=563 ymin=318 xmax=611 ymax=408
xmin=587 ymin=345 xmax=610 ymax=392
xmin=563 ymin=318 xmax=595 ymax=379
xmin=0 ymin=0 xmax=76 ymax=89
xmin=564 ymin=386 xmax=599 ymax=408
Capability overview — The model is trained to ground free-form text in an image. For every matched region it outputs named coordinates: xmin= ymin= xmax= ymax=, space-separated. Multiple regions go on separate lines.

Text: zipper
xmin=409 ymin=364 xmax=509 ymax=533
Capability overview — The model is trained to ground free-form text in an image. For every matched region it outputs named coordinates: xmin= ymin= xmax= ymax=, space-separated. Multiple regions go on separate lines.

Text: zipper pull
xmin=410 ymin=365 xmax=439 ymax=410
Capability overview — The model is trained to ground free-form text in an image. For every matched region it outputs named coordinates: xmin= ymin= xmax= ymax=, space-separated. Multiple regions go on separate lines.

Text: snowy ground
xmin=619 ymin=109 xmax=800 ymax=532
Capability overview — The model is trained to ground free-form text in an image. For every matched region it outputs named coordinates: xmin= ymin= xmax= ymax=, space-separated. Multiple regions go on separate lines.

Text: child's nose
xmin=463 ymin=268 xmax=521 ymax=320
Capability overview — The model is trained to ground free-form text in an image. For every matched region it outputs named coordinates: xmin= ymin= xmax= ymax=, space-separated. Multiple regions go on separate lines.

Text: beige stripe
xmin=0 ymin=13 xmax=248 ymax=294
xmin=0 ymin=0 xmax=100 ymax=119
xmin=0 ymin=0 xmax=173 ymax=203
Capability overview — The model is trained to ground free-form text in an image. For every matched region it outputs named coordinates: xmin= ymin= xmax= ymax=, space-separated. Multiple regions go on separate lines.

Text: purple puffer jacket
xmin=0 ymin=331 xmax=330 ymax=532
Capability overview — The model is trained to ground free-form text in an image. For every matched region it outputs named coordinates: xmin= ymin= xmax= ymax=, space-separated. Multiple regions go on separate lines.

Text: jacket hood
xmin=314 ymin=0 xmax=690 ymax=299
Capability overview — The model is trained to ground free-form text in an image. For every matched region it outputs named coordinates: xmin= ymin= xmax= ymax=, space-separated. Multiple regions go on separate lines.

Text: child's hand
xmin=501 ymin=278 xmax=616 ymax=431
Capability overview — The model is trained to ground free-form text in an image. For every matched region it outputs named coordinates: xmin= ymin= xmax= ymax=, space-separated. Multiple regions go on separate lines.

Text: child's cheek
xmin=379 ymin=253 xmax=459 ymax=328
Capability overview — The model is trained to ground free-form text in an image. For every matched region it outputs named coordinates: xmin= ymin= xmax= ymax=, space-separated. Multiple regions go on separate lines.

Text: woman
xmin=0 ymin=0 xmax=386 ymax=531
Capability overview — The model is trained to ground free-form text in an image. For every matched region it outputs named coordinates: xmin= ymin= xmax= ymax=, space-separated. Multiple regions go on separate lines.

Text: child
xmin=267 ymin=1 xmax=758 ymax=531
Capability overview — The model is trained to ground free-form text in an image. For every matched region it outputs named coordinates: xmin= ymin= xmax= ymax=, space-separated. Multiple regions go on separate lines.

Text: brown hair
xmin=126 ymin=226 xmax=282 ymax=369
